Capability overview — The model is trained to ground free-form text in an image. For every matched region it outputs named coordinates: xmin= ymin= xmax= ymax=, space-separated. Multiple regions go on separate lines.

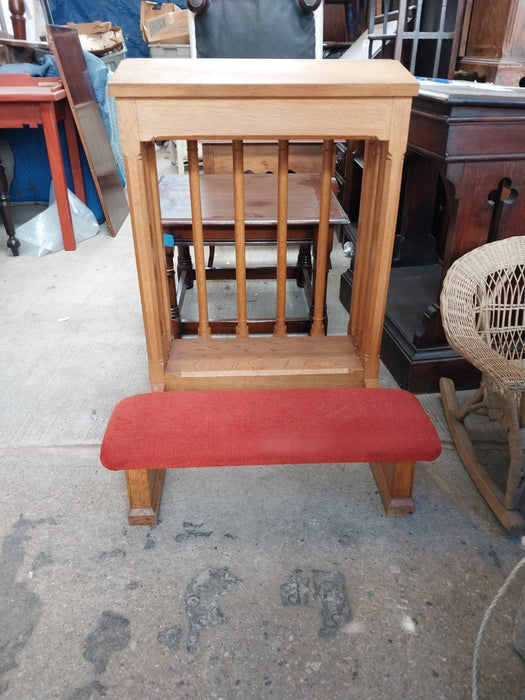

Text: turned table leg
xmin=0 ymin=158 xmax=19 ymax=256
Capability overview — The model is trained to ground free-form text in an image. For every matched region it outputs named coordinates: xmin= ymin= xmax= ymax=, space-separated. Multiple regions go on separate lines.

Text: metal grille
xmin=365 ymin=0 xmax=466 ymax=78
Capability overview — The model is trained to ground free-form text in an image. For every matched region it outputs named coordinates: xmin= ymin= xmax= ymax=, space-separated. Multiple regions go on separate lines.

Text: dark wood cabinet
xmin=340 ymin=82 xmax=525 ymax=392
xmin=458 ymin=0 xmax=525 ymax=86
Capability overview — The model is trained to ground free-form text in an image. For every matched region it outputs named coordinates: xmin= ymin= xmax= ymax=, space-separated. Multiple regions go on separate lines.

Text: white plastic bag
xmin=16 ymin=184 xmax=100 ymax=257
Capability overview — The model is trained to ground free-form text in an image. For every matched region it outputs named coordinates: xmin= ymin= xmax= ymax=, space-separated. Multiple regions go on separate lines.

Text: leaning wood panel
xmin=47 ymin=24 xmax=129 ymax=237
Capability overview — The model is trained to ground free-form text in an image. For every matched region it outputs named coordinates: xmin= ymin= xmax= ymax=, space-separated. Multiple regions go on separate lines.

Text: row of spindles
xmin=185 ymin=138 xmax=334 ymax=339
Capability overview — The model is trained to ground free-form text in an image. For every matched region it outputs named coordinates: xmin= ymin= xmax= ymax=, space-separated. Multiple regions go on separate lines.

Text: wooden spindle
xmin=9 ymin=0 xmax=26 ymax=40
xmin=187 ymin=139 xmax=211 ymax=338
xmin=274 ymin=139 xmax=289 ymax=337
xmin=310 ymin=140 xmax=334 ymax=336
xmin=232 ymin=139 xmax=249 ymax=338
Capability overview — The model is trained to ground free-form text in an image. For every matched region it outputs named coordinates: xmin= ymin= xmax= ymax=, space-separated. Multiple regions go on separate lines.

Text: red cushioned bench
xmin=100 ymin=387 xmax=442 ymax=525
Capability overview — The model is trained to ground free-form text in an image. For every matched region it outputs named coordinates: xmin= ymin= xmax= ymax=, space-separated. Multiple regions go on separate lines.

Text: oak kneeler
xmin=100 ymin=387 xmax=441 ymax=525
xmin=106 ymin=60 xmax=423 ymax=525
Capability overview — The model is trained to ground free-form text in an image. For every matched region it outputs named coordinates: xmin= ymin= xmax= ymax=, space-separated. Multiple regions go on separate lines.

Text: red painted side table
xmin=0 ymin=74 xmax=85 ymax=253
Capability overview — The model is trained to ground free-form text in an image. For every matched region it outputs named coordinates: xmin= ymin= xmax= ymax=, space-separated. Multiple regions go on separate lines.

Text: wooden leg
xmin=125 ymin=469 xmax=166 ymax=526
xmin=40 ymin=103 xmax=76 ymax=251
xmin=370 ymin=461 xmax=416 ymax=516
xmin=62 ymin=106 xmax=86 ymax=203
xmin=0 ymin=158 xmax=19 ymax=256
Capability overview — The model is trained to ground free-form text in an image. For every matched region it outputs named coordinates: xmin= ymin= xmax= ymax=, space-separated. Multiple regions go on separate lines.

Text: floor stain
xmin=175 ymin=521 xmax=213 ymax=543
xmin=28 ymin=551 xmax=53 ymax=576
xmin=280 ymin=568 xmax=351 ymax=638
xmin=157 ymin=626 xmax=183 ymax=651
xmin=83 ymin=611 xmax=131 ymax=673
xmin=0 ymin=515 xmax=55 ymax=695
xmin=68 ymin=680 xmax=108 ymax=699
xmin=185 ymin=567 xmax=240 ymax=652
xmin=98 ymin=548 xmax=126 ymax=560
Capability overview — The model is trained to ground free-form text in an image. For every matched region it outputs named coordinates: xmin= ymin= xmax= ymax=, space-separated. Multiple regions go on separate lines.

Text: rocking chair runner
xmin=440 ymin=236 xmax=525 ymax=532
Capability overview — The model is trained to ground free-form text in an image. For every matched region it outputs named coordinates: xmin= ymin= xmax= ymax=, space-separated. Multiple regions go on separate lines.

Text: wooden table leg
xmin=40 ymin=102 xmax=76 ymax=251
xmin=0 ymin=157 xmax=18 ymax=255
xmin=62 ymin=106 xmax=85 ymax=204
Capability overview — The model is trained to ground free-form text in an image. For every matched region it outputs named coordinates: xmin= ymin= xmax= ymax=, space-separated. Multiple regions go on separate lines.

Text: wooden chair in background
xmin=187 ymin=0 xmax=324 ymax=59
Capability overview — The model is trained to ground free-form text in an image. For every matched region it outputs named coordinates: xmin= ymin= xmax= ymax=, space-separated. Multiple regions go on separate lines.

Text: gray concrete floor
xmin=1 ymin=150 xmax=525 ymax=699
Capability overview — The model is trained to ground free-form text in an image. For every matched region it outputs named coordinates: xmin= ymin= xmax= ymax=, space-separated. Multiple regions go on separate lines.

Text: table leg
xmin=62 ymin=106 xmax=85 ymax=204
xmin=0 ymin=157 xmax=18 ymax=255
xmin=40 ymin=102 xmax=76 ymax=251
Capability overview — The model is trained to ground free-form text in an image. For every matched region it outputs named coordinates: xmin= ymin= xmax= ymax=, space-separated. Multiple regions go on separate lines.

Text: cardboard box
xmin=66 ymin=21 xmax=124 ymax=56
xmin=141 ymin=2 xmax=189 ymax=45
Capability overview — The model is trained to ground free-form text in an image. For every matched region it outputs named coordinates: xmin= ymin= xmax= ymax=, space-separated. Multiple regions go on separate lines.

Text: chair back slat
xmin=187 ymin=139 xmax=211 ymax=338
xmin=232 ymin=140 xmax=250 ymax=337
xmin=274 ymin=139 xmax=289 ymax=337
xmin=310 ymin=139 xmax=334 ymax=336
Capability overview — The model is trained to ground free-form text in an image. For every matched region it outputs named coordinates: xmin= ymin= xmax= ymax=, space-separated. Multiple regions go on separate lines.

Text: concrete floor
xmin=1 ymin=153 xmax=525 ymax=699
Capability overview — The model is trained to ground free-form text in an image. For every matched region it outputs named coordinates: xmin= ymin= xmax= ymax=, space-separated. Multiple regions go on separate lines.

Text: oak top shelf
xmin=109 ymin=58 xmax=419 ymax=99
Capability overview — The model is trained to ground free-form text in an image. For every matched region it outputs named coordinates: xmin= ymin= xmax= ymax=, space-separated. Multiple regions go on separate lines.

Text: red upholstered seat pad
xmin=100 ymin=388 xmax=441 ymax=471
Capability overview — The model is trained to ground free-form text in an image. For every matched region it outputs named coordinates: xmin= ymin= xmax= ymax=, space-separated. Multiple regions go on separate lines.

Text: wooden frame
xmin=109 ymin=58 xmax=417 ymax=385
xmin=108 ymin=59 xmax=419 ymax=521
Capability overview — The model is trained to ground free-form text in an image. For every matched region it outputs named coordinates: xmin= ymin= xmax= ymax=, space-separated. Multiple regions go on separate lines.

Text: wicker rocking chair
xmin=440 ymin=236 xmax=525 ymax=533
